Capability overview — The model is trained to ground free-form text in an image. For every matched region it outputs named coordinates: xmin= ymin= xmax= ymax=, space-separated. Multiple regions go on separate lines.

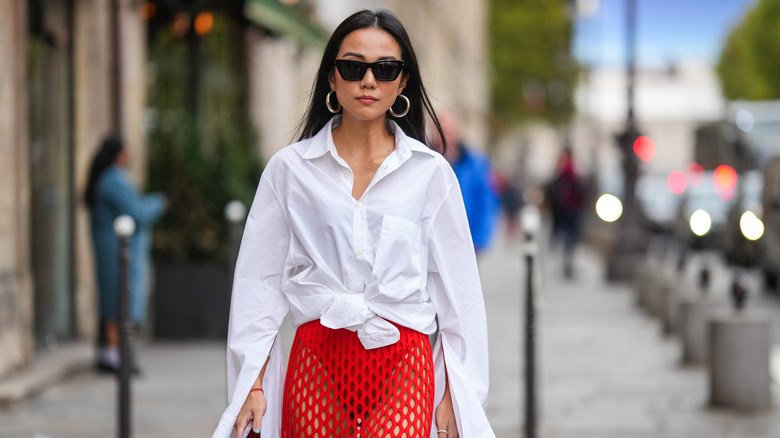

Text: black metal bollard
xmin=731 ymin=269 xmax=748 ymax=312
xmin=114 ymin=215 xmax=135 ymax=438
xmin=521 ymin=205 xmax=541 ymax=438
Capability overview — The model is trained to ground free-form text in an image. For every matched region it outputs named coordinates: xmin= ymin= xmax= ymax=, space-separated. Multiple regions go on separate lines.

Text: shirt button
xmin=342 ymin=171 xmax=349 ymax=179
xmin=355 ymin=249 xmax=363 ymax=257
xmin=357 ymin=201 xmax=363 ymax=208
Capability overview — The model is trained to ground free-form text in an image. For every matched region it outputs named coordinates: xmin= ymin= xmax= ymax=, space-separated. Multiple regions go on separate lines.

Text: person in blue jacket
xmin=433 ymin=112 xmax=500 ymax=254
xmin=85 ymin=134 xmax=166 ymax=372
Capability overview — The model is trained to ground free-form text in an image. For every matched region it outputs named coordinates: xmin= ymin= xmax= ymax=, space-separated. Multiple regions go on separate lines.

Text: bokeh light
xmin=521 ymin=205 xmax=542 ymax=236
xmin=739 ymin=211 xmax=764 ymax=241
xmin=713 ymin=164 xmax=737 ymax=201
xmin=736 ymin=109 xmax=755 ymax=132
xmin=171 ymin=12 xmax=191 ymax=37
xmin=194 ymin=11 xmax=214 ymax=35
xmin=667 ymin=170 xmax=687 ymax=195
xmin=633 ymin=136 xmax=656 ymax=163
xmin=713 ymin=164 xmax=737 ymax=190
xmin=690 ymin=209 xmax=712 ymax=236
xmin=596 ymin=194 xmax=623 ymax=223
xmin=139 ymin=1 xmax=157 ymax=21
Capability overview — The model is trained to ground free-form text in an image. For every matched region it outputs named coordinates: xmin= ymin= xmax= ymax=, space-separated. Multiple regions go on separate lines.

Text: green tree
xmin=147 ymin=12 xmax=262 ymax=262
xmin=718 ymin=0 xmax=780 ymax=100
xmin=489 ymin=0 xmax=579 ymax=129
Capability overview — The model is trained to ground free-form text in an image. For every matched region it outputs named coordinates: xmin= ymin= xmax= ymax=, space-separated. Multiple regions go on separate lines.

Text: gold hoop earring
xmin=326 ymin=90 xmax=341 ymax=114
xmin=388 ymin=94 xmax=410 ymax=118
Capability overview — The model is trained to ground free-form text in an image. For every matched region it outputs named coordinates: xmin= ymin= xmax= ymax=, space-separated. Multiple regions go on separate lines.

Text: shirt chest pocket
xmin=371 ymin=215 xmax=422 ymax=292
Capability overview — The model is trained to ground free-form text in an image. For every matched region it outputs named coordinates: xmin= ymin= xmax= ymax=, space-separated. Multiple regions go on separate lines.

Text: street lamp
xmin=606 ymin=0 xmax=648 ymax=280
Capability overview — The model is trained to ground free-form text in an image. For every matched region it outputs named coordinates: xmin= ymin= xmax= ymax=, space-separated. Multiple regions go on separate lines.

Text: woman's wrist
xmin=250 ymin=387 xmax=264 ymax=393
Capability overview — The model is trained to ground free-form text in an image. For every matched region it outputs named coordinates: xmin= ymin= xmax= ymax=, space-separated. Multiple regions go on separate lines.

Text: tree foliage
xmin=147 ymin=12 xmax=262 ymax=262
xmin=489 ymin=0 xmax=579 ymax=128
xmin=717 ymin=0 xmax=780 ymax=100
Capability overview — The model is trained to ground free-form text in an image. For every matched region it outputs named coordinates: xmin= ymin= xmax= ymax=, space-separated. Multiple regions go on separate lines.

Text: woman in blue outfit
xmin=85 ymin=134 xmax=166 ymax=371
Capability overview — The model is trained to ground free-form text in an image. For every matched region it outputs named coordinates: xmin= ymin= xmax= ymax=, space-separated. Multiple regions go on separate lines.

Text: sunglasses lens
xmin=337 ymin=61 xmax=367 ymax=81
xmin=335 ymin=60 xmax=403 ymax=81
xmin=373 ymin=61 xmax=402 ymax=81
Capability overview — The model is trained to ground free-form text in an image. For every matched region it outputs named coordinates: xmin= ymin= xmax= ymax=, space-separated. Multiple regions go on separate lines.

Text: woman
xmin=85 ymin=134 xmax=166 ymax=371
xmin=213 ymin=10 xmax=494 ymax=438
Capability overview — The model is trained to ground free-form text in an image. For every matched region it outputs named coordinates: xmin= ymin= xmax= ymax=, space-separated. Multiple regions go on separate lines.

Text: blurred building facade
xmin=572 ymin=60 xmax=725 ymax=189
xmin=0 ymin=0 xmax=489 ymax=384
xmin=0 ymin=0 xmax=148 ymax=379
xmin=0 ymin=0 xmax=32 ymax=379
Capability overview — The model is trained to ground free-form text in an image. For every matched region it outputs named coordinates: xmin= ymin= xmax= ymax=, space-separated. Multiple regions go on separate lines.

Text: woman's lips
xmin=357 ymin=95 xmax=378 ymax=103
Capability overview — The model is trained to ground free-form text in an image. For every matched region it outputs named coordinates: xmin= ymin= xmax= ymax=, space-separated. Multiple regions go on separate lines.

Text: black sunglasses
xmin=334 ymin=59 xmax=405 ymax=82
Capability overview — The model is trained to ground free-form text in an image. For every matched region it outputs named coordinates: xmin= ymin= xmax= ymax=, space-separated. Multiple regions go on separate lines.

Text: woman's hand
xmin=234 ymin=390 xmax=267 ymax=438
xmin=435 ymin=383 xmax=458 ymax=438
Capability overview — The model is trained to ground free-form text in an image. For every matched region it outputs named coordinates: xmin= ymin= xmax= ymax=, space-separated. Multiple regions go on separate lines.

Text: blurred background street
xmin=4 ymin=0 xmax=780 ymax=436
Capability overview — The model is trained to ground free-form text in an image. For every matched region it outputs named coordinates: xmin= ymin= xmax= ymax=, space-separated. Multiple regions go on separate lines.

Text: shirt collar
xmin=301 ymin=116 xmax=338 ymax=160
xmin=301 ymin=116 xmax=422 ymax=163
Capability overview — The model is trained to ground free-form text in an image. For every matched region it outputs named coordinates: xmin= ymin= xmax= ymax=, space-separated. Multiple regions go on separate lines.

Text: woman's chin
xmin=340 ymin=108 xmax=390 ymax=123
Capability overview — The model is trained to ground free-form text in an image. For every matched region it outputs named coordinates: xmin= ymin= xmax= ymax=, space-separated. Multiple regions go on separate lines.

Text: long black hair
xmin=296 ymin=9 xmax=446 ymax=152
xmin=85 ymin=134 xmax=124 ymax=209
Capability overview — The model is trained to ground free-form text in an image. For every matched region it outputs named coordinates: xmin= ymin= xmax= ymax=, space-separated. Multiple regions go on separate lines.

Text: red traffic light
xmin=633 ymin=136 xmax=656 ymax=162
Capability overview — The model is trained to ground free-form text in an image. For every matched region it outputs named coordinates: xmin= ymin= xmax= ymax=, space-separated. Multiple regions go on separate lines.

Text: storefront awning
xmin=244 ymin=0 xmax=327 ymax=49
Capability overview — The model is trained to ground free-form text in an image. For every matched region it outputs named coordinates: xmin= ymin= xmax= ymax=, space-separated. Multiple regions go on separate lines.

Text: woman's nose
xmin=361 ymin=67 xmax=377 ymax=87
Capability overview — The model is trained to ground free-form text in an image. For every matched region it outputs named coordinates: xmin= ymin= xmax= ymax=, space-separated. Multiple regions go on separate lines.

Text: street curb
xmin=0 ymin=341 xmax=93 ymax=409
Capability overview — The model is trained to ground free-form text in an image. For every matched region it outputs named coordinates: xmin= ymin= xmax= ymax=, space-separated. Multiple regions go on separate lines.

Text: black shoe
xmin=95 ymin=359 xmax=119 ymax=374
xmin=94 ymin=359 xmax=141 ymax=376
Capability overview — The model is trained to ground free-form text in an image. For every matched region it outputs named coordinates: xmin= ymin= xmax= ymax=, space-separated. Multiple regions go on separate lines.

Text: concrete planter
xmin=152 ymin=261 xmax=232 ymax=339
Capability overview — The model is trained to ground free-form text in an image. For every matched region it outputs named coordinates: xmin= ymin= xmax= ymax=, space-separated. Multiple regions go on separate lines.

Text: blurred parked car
xmin=673 ymin=170 xmax=734 ymax=250
xmin=637 ymin=173 xmax=680 ymax=233
xmin=761 ymin=157 xmax=780 ymax=289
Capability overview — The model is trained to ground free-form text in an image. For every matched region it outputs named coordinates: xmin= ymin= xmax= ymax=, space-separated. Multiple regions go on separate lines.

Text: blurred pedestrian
xmin=546 ymin=148 xmax=584 ymax=278
xmin=497 ymin=171 xmax=524 ymax=239
xmin=214 ymin=10 xmax=494 ymax=438
xmin=432 ymin=111 xmax=501 ymax=254
xmin=85 ymin=134 xmax=166 ymax=372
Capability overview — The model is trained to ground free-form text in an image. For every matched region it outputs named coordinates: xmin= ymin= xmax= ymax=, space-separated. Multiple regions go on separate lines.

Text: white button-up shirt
xmin=213 ymin=117 xmax=495 ymax=438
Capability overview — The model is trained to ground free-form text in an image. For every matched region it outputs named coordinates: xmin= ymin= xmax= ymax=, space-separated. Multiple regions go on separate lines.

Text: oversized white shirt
xmin=213 ymin=116 xmax=495 ymax=438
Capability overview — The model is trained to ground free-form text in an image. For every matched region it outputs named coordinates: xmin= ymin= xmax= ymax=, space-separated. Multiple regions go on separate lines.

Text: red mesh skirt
xmin=275 ymin=319 xmax=434 ymax=438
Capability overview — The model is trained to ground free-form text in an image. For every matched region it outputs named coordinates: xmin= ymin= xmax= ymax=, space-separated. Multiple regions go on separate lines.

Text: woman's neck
xmin=332 ymin=115 xmax=394 ymax=159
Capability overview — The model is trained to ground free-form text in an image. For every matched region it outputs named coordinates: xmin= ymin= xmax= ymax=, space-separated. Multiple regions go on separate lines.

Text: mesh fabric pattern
xmin=271 ymin=319 xmax=434 ymax=438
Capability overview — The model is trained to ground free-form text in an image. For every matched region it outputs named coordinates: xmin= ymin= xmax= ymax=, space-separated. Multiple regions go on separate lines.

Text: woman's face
xmin=329 ymin=27 xmax=408 ymax=123
xmin=116 ymin=148 xmax=129 ymax=167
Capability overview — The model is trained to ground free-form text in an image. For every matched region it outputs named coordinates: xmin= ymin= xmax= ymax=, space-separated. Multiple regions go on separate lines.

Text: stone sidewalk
xmin=480 ymin=236 xmax=780 ymax=438
xmin=1 ymin=234 xmax=779 ymax=437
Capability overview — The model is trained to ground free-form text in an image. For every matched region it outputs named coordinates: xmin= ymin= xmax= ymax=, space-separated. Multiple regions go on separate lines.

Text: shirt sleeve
xmin=213 ymin=176 xmax=291 ymax=438
xmin=427 ymin=181 xmax=495 ymax=438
